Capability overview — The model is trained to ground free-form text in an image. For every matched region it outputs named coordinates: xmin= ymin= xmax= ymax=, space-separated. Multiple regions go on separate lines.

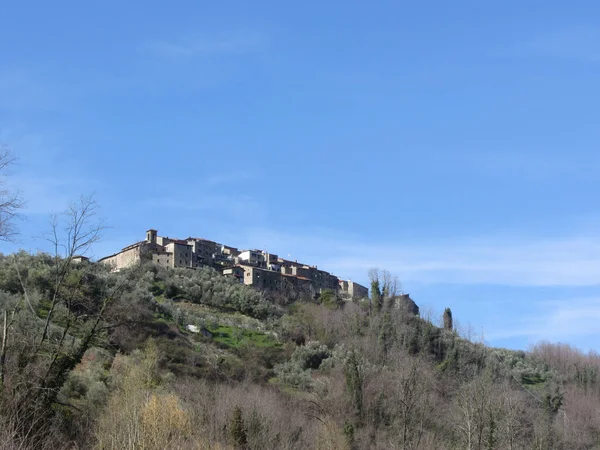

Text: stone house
xmin=222 ymin=266 xmax=245 ymax=283
xmin=237 ymin=250 xmax=266 ymax=267
xmin=99 ymin=229 xmax=192 ymax=270
xmin=339 ymin=280 xmax=369 ymax=298
xmin=99 ymin=229 xmax=369 ymax=301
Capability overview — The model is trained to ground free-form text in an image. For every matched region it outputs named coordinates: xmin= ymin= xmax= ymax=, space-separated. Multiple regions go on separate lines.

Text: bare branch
xmin=37 ymin=195 xmax=106 ymax=349
xmin=0 ymin=146 xmax=24 ymax=242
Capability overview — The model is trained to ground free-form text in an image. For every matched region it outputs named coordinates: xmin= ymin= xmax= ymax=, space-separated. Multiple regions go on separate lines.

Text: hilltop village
xmin=99 ymin=229 xmax=369 ymax=299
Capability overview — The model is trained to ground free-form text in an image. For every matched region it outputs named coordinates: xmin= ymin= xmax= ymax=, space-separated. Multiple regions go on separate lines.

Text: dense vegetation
xmin=1 ymin=248 xmax=600 ymax=450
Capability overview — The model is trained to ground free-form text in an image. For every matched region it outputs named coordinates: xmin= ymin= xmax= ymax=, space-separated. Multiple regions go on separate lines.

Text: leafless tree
xmin=454 ymin=375 xmax=493 ymax=450
xmin=0 ymin=309 xmax=12 ymax=389
xmin=37 ymin=195 xmax=105 ymax=347
xmin=368 ymin=268 xmax=380 ymax=284
xmin=0 ymin=147 xmax=24 ymax=242
xmin=389 ymin=356 xmax=433 ymax=450
xmin=0 ymin=148 xmax=24 ymax=391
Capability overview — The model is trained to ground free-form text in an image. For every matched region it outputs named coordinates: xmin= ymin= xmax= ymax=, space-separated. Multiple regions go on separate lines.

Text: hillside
xmin=0 ymin=252 xmax=599 ymax=450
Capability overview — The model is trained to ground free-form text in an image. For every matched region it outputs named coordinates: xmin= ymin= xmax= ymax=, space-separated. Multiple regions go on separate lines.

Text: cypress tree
xmin=345 ymin=350 xmax=364 ymax=419
xmin=371 ymin=280 xmax=382 ymax=313
xmin=443 ymin=307 xmax=453 ymax=331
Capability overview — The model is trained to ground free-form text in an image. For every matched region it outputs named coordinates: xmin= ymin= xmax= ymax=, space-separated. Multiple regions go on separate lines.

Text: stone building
xmin=99 ymin=229 xmax=193 ymax=270
xmin=339 ymin=280 xmax=369 ymax=299
xmin=222 ymin=266 xmax=244 ymax=283
xmin=222 ymin=245 xmax=241 ymax=258
xmin=395 ymin=294 xmax=419 ymax=315
xmin=237 ymin=250 xmax=266 ymax=267
xmin=99 ymin=229 xmax=368 ymax=301
xmin=186 ymin=237 xmax=219 ymax=267
xmin=98 ymin=241 xmax=145 ymax=270
xmin=240 ymin=265 xmax=282 ymax=290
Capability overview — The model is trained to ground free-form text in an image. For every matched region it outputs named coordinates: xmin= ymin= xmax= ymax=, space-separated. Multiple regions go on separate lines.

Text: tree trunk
xmin=0 ymin=309 xmax=7 ymax=389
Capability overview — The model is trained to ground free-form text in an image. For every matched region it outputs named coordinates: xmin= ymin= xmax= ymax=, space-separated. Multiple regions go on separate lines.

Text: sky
xmin=2 ymin=1 xmax=600 ymax=351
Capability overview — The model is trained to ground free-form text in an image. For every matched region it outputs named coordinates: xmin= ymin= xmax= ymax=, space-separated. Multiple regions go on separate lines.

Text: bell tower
xmin=146 ymin=229 xmax=157 ymax=244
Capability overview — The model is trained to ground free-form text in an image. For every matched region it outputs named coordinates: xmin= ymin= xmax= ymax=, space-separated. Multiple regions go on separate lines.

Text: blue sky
xmin=2 ymin=1 xmax=600 ymax=351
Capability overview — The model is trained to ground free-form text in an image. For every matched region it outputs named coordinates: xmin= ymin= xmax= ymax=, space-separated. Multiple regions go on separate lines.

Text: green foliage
xmin=371 ymin=280 xmax=381 ymax=313
xmin=164 ymin=282 xmax=180 ymax=299
xmin=151 ymin=265 xmax=280 ymax=320
xmin=443 ymin=307 xmax=453 ymax=331
xmin=229 ymin=406 xmax=248 ymax=449
xmin=344 ymin=349 xmax=364 ymax=419
xmin=294 ymin=342 xmax=332 ymax=370
xmin=209 ymin=325 xmax=280 ymax=349
xmin=543 ymin=385 xmax=564 ymax=413
xmin=343 ymin=421 xmax=355 ymax=447
xmin=319 ymin=289 xmax=343 ymax=309
xmin=377 ymin=312 xmax=394 ymax=361
xmin=0 ymin=252 xmax=594 ymax=450
xmin=274 ymin=341 xmax=332 ymax=388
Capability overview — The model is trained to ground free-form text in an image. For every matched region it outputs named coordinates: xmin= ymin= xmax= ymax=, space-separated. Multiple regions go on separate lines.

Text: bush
xmin=274 ymin=342 xmax=332 ymax=388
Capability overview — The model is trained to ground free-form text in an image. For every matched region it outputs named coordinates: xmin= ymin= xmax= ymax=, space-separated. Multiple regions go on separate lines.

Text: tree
xmin=369 ymin=268 xmax=382 ymax=314
xmin=319 ymin=289 xmax=343 ymax=309
xmin=443 ymin=307 xmax=453 ymax=331
xmin=230 ymin=406 xmax=248 ymax=449
xmin=37 ymin=195 xmax=105 ymax=348
xmin=0 ymin=196 xmax=125 ymax=445
xmin=345 ymin=349 xmax=364 ymax=420
xmin=378 ymin=312 xmax=394 ymax=363
xmin=454 ymin=374 xmax=497 ymax=450
xmin=389 ymin=356 xmax=433 ymax=450
xmin=369 ymin=268 xmax=402 ymax=313
xmin=0 ymin=147 xmax=24 ymax=242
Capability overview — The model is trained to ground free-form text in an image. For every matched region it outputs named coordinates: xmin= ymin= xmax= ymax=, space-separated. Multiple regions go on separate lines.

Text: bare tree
xmin=0 ymin=146 xmax=24 ymax=242
xmin=37 ymin=195 xmax=105 ymax=347
xmin=454 ymin=374 xmax=498 ymax=450
xmin=389 ymin=356 xmax=433 ymax=450
xmin=0 ymin=147 xmax=23 ymax=391
xmin=0 ymin=309 xmax=11 ymax=389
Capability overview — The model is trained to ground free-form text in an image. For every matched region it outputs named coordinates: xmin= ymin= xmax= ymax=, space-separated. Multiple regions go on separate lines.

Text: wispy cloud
xmin=137 ymin=172 xmax=266 ymax=221
xmin=526 ymin=26 xmax=600 ymax=62
xmin=237 ymin=226 xmax=600 ymax=349
xmin=144 ymin=33 xmax=265 ymax=58
xmin=487 ymin=297 xmax=600 ymax=345
xmin=237 ymin=227 xmax=600 ymax=288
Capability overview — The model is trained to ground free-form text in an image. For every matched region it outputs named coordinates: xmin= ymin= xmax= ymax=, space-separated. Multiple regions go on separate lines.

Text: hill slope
xmin=0 ymin=253 xmax=598 ymax=449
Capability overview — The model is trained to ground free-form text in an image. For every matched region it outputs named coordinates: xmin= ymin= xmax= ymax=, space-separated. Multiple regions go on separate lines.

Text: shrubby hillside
xmin=0 ymin=251 xmax=599 ymax=449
